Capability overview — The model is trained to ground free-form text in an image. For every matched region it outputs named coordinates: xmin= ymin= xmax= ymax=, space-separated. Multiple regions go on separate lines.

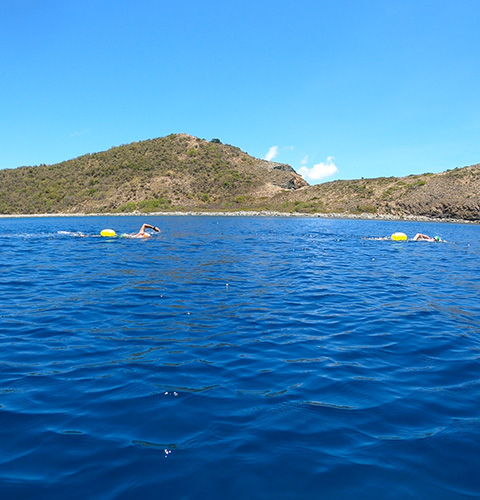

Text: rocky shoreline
xmin=0 ymin=210 xmax=476 ymax=224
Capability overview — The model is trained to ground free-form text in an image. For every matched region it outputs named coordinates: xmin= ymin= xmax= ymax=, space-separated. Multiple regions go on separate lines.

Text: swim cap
xmin=434 ymin=236 xmax=440 ymax=241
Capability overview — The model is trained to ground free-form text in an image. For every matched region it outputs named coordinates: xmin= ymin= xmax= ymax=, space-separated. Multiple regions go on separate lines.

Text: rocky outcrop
xmin=269 ymin=163 xmax=480 ymax=221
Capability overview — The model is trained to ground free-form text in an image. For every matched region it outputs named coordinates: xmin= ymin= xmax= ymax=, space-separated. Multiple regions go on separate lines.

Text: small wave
xmin=364 ymin=236 xmax=400 ymax=241
xmin=0 ymin=231 xmax=87 ymax=239
xmin=57 ymin=231 xmax=87 ymax=237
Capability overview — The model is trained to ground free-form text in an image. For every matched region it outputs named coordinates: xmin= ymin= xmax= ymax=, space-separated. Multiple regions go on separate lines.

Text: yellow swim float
xmin=100 ymin=229 xmax=116 ymax=237
xmin=391 ymin=232 xmax=407 ymax=241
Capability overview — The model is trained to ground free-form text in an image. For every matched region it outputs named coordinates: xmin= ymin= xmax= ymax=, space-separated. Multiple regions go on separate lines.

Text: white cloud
xmin=265 ymin=146 xmax=278 ymax=161
xmin=301 ymin=155 xmax=309 ymax=165
xmin=298 ymin=156 xmax=338 ymax=182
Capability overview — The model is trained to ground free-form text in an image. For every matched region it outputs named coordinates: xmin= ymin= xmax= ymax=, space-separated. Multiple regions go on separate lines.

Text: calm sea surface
xmin=0 ymin=215 xmax=479 ymax=499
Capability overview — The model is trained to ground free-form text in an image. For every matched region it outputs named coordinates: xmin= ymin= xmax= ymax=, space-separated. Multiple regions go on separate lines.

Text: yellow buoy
xmin=391 ymin=232 xmax=407 ymax=241
xmin=100 ymin=229 xmax=116 ymax=237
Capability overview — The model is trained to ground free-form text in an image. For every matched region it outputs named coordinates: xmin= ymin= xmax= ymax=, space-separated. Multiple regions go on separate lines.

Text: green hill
xmin=1 ymin=133 xmax=479 ymax=221
xmin=0 ymin=134 xmax=307 ymax=214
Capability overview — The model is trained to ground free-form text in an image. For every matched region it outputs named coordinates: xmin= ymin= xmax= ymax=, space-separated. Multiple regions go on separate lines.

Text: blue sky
xmin=1 ymin=0 xmax=479 ymax=184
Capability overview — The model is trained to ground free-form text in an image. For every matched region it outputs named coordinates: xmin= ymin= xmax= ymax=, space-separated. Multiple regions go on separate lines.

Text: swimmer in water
xmin=413 ymin=233 xmax=441 ymax=242
xmin=131 ymin=223 xmax=161 ymax=238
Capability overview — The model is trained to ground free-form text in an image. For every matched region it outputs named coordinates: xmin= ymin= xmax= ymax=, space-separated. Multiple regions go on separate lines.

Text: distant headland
xmin=1 ymin=133 xmax=479 ymax=222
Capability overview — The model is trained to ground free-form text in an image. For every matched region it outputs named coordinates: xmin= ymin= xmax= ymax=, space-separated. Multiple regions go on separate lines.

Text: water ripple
xmin=0 ymin=216 xmax=479 ymax=498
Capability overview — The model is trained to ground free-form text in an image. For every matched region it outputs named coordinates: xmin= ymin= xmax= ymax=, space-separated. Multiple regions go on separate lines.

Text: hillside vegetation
xmin=0 ymin=134 xmax=306 ymax=214
xmin=266 ymin=164 xmax=480 ymax=221
xmin=1 ymin=133 xmax=479 ymax=221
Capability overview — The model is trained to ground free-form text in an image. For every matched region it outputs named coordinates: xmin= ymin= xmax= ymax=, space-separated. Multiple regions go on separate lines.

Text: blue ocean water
xmin=0 ymin=215 xmax=479 ymax=499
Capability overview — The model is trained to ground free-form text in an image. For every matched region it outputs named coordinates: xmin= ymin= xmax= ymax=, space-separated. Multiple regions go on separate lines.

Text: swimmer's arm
xmin=139 ymin=223 xmax=160 ymax=233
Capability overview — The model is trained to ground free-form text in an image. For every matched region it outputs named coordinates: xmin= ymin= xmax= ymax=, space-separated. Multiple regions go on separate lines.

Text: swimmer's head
xmin=434 ymin=236 xmax=440 ymax=242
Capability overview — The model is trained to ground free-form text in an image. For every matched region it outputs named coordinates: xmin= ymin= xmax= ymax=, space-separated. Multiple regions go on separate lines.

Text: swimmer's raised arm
xmin=133 ymin=223 xmax=161 ymax=238
xmin=142 ymin=224 xmax=160 ymax=232
xmin=413 ymin=233 xmax=432 ymax=241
